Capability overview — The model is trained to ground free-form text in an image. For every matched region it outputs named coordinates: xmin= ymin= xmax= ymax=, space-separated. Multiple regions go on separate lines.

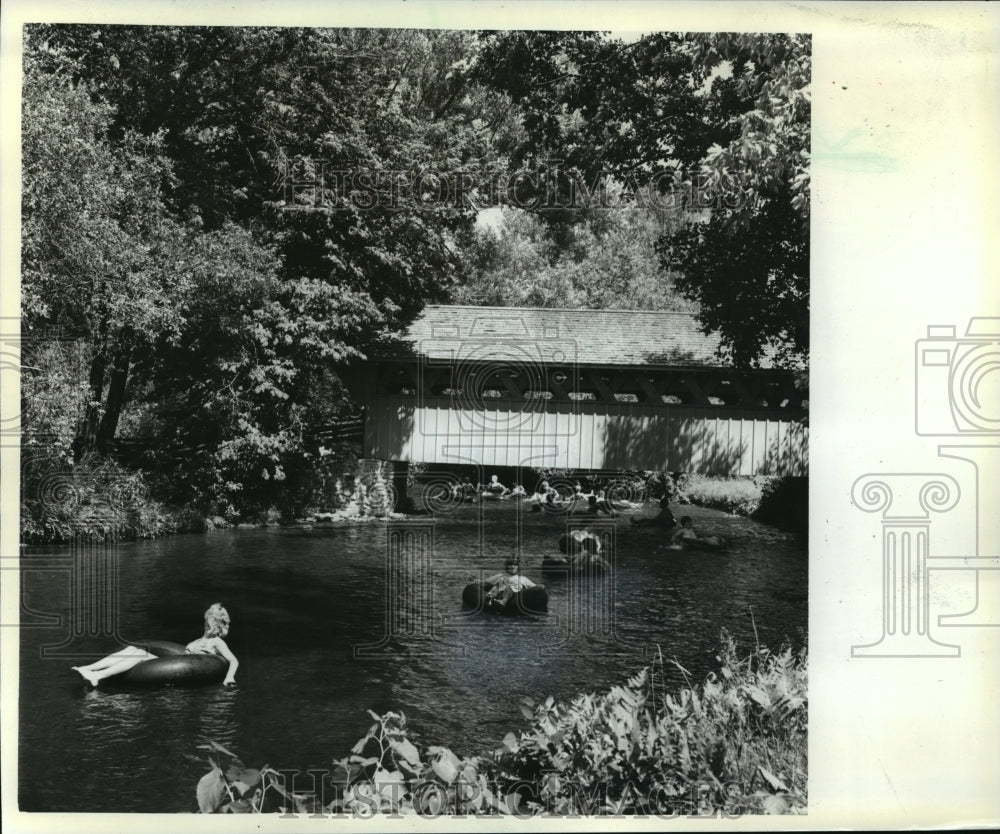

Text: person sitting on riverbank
xmin=592 ymin=491 xmax=620 ymax=515
xmin=528 ymin=480 xmax=559 ymax=512
xmin=630 ymin=493 xmax=677 ymax=527
xmin=502 ymin=483 xmax=527 ymax=499
xmin=485 ymin=474 xmax=509 ymax=495
xmin=484 ymin=561 xmax=537 ymax=608
xmin=571 ymin=494 xmax=615 ymax=517
xmin=600 ymin=488 xmax=640 ymax=511
xmin=71 ymin=604 xmax=239 ymax=687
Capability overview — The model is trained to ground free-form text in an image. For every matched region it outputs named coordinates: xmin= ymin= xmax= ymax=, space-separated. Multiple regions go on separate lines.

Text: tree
xmin=23 ymin=26 xmax=520 ymax=521
xmin=666 ymin=33 xmax=810 ymax=367
xmin=472 ymin=31 xmax=810 ymax=367
xmin=30 ymin=25 xmax=509 ymax=327
xmin=21 ymin=39 xmax=199 ymax=460
xmin=454 ymin=204 xmax=695 ymax=311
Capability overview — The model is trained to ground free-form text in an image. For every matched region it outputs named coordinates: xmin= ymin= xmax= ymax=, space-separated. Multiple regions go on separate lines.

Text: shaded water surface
xmin=19 ymin=501 xmax=805 ymax=812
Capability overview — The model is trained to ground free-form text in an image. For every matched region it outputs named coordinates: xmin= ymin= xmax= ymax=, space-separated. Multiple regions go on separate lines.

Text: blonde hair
xmin=203 ymin=603 xmax=230 ymax=638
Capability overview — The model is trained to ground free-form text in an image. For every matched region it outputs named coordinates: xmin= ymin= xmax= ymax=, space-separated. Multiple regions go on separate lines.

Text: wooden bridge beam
xmin=364 ymin=359 xmax=807 ymax=415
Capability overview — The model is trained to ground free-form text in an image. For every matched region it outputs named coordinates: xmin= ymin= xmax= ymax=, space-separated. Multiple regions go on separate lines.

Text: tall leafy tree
xmin=455 ymin=204 xmax=695 ymax=311
xmin=23 ymin=26 xmax=521 ymax=520
xmin=472 ymin=31 xmax=810 ymax=367
xmin=31 ymin=25 xmax=509 ymax=325
xmin=22 ymin=39 xmax=201 ymax=460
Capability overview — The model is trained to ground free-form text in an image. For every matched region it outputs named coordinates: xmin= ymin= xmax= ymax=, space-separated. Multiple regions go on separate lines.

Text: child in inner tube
xmin=670 ymin=516 xmax=727 ymax=549
xmin=484 ymin=561 xmax=537 ymax=608
xmin=71 ymin=603 xmax=239 ymax=687
xmin=670 ymin=516 xmax=699 ymax=545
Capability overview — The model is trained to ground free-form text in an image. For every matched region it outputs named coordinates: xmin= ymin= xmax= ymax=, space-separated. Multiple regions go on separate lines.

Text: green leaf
xmin=761 ymin=792 xmax=790 ymax=815
xmin=759 ymin=766 xmax=789 ymax=792
xmin=232 ymin=771 xmax=262 ymax=796
xmin=349 ymin=755 xmax=379 ymax=767
xmin=431 ymin=750 xmax=459 ymax=784
xmin=388 ymin=737 xmax=421 ymax=767
xmin=196 ymin=769 xmax=226 ymax=813
xmin=208 ymin=740 xmax=237 ymax=757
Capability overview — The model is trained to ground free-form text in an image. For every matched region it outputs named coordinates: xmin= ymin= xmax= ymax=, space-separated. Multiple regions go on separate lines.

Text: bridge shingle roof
xmin=371 ymin=305 xmax=763 ymax=370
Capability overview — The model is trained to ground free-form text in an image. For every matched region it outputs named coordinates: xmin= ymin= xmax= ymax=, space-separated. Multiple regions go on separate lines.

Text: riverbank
xmin=675 ymin=475 xmax=808 ymax=539
xmin=19 ymin=464 xmax=807 ymax=544
xmin=195 ymin=635 xmax=807 ymax=816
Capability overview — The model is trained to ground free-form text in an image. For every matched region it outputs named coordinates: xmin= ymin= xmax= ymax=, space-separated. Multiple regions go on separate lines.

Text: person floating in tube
xmin=71 ymin=603 xmax=239 ymax=687
xmin=484 ymin=560 xmax=537 ymax=609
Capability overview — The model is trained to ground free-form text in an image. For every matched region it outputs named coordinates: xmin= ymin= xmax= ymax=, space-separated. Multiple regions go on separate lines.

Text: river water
xmin=18 ymin=500 xmax=806 ymax=812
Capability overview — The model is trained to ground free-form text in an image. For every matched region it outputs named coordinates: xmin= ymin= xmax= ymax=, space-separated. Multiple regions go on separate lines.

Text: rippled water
xmin=19 ymin=500 xmax=806 ymax=812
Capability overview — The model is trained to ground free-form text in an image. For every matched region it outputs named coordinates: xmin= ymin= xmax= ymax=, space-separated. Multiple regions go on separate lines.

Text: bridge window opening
xmin=661 ymin=394 xmax=684 ymax=404
xmin=480 ymin=388 xmax=504 ymax=398
xmin=400 ymin=386 xmax=417 ymax=396
xmin=707 ymin=396 xmax=724 ymax=406
xmin=440 ymin=387 xmax=463 ymax=396
xmin=524 ymin=390 xmax=553 ymax=400
xmin=569 ymin=391 xmax=597 ymax=401
xmin=613 ymin=393 xmax=639 ymax=403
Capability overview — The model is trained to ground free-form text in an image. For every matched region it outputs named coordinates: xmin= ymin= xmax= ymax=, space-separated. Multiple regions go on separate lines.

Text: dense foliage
xmin=454 ymin=204 xmax=697 ymax=311
xmin=21 ymin=27 xmax=809 ymax=538
xmin=21 ymin=27 xmax=509 ymax=534
xmin=473 ymin=31 xmax=810 ymax=367
xmin=194 ymin=636 xmax=807 ymax=816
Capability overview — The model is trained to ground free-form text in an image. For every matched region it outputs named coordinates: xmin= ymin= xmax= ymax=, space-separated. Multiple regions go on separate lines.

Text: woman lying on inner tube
xmin=71 ymin=603 xmax=239 ymax=687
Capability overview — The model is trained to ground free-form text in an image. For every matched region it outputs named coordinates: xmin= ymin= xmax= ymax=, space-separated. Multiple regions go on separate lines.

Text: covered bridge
xmin=340 ymin=305 xmax=808 ymax=476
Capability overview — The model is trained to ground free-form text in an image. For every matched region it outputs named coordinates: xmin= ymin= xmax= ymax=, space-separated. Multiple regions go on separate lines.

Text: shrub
xmin=491 ymin=635 xmax=807 ymax=815
xmin=20 ymin=454 xmax=173 ymax=543
xmin=752 ymin=477 xmax=808 ymax=537
xmin=674 ymin=474 xmax=764 ymax=516
xmin=193 ymin=636 xmax=807 ymax=816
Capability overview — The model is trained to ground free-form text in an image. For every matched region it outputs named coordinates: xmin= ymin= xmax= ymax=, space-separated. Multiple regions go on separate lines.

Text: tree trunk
xmin=96 ymin=348 xmax=131 ymax=453
xmin=74 ymin=351 xmax=107 ymax=462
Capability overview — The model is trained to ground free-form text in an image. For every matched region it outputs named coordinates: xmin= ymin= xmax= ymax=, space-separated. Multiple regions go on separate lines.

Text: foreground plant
xmin=194 ymin=635 xmax=806 ymax=815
